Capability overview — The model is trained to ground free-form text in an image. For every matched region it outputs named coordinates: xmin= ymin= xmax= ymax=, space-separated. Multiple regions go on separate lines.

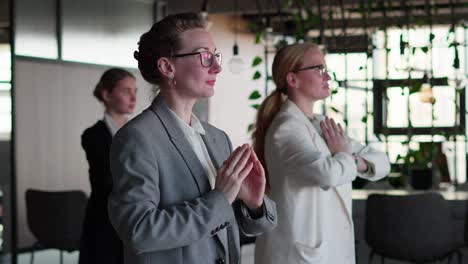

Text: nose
xmin=209 ymin=60 xmax=222 ymax=74
xmin=323 ymin=71 xmax=331 ymax=81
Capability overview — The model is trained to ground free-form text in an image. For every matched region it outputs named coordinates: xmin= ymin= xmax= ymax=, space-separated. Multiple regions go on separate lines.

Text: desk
xmin=352 ymin=189 xmax=468 ymax=200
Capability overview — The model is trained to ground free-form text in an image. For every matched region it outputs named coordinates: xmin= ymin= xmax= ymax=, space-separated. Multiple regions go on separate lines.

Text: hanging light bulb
xmin=228 ymin=0 xmax=244 ymax=74
xmin=199 ymin=0 xmax=212 ymax=29
xmin=419 ymin=73 xmax=436 ymax=104
xmin=228 ymin=42 xmax=245 ymax=74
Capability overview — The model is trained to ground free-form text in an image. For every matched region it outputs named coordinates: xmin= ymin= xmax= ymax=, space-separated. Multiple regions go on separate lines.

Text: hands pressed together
xmin=215 ymin=144 xmax=265 ymax=210
xmin=320 ymin=116 xmax=368 ymax=172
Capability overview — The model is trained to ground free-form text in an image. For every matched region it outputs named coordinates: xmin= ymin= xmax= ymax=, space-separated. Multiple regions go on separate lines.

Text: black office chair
xmin=25 ymin=189 xmax=87 ymax=264
xmin=365 ymin=193 xmax=463 ymax=264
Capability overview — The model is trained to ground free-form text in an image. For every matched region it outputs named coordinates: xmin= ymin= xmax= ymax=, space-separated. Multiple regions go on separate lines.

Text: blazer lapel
xmin=283 ymin=100 xmax=354 ymax=224
xmin=200 ymin=126 xmax=232 ymax=260
xmin=150 ymin=95 xmax=211 ymax=194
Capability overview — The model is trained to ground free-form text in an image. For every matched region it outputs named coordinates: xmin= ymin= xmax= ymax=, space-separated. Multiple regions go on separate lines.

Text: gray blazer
xmin=108 ymin=95 xmax=277 ymax=264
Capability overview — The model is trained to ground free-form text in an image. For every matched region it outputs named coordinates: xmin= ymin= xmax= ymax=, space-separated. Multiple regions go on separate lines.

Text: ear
xmin=101 ymin=90 xmax=110 ymax=103
xmin=157 ymin=57 xmax=175 ymax=80
xmin=286 ymin=72 xmax=298 ymax=90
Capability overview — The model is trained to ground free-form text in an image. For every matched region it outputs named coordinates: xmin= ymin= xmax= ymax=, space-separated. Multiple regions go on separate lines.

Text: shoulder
xmin=115 ymin=109 xmax=160 ymax=141
xmin=82 ymin=120 xmax=108 ymax=140
xmin=269 ymin=110 xmax=307 ymax=136
xmin=200 ymin=121 xmax=226 ymax=137
xmin=200 ymin=121 xmax=231 ymax=146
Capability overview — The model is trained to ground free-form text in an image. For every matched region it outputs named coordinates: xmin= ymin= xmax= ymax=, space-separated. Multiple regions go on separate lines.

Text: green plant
xmin=396 ymin=147 xmax=433 ymax=171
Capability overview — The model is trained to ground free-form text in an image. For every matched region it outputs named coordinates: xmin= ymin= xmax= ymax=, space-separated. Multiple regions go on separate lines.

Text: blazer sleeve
xmin=221 ymin=131 xmax=277 ymax=237
xmin=350 ymin=138 xmax=390 ymax=181
xmin=108 ymin=127 xmax=236 ymax=255
xmin=270 ymin=117 xmax=358 ymax=188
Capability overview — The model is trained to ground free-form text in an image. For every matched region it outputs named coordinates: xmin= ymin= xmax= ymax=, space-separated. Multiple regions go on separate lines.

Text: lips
xmin=206 ymin=80 xmax=216 ymax=86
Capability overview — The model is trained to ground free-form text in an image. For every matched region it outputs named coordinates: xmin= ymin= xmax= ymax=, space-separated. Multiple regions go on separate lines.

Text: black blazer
xmin=79 ymin=120 xmax=123 ymax=264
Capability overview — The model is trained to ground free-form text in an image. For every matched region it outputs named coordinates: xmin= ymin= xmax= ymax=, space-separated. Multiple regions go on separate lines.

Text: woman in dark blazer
xmin=79 ymin=68 xmax=137 ymax=264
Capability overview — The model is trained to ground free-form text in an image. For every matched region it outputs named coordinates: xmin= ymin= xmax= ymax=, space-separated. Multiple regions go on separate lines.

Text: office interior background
xmin=0 ymin=0 xmax=468 ymax=263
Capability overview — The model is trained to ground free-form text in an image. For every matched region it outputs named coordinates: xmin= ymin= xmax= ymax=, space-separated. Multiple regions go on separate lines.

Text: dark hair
xmin=134 ymin=13 xmax=206 ymax=85
xmin=93 ymin=68 xmax=135 ymax=102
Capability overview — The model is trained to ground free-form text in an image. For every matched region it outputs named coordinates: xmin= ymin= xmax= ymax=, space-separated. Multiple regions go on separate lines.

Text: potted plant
xmin=396 ymin=145 xmax=433 ymax=190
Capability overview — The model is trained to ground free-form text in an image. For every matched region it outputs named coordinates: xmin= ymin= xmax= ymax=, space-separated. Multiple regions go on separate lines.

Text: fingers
xmin=231 ymin=147 xmax=252 ymax=176
xmin=321 ymin=119 xmax=331 ymax=142
xmin=238 ymin=162 xmax=254 ymax=182
xmin=337 ymin=123 xmax=345 ymax=137
xmin=222 ymin=144 xmax=248 ymax=175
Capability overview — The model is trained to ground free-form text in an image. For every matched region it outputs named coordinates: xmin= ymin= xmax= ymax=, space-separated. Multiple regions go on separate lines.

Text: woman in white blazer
xmin=253 ymin=43 xmax=390 ymax=264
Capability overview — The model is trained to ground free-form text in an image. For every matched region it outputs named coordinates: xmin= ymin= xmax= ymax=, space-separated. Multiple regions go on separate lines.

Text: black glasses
xmin=293 ymin=64 xmax=328 ymax=77
xmin=173 ymin=51 xmax=222 ymax=68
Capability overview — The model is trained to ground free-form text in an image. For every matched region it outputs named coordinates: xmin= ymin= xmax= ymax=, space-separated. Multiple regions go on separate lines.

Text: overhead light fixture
xmin=200 ymin=0 xmax=212 ymax=29
xmin=228 ymin=0 xmax=245 ymax=74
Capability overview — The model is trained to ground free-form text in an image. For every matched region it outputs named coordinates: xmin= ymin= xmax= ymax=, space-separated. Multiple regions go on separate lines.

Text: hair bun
xmin=133 ymin=51 xmax=140 ymax=61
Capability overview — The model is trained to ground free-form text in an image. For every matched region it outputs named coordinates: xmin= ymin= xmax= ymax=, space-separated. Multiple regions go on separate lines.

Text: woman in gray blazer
xmin=108 ymin=13 xmax=277 ymax=264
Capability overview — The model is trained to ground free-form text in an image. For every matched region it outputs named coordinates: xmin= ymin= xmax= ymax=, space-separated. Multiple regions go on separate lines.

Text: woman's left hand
xmin=237 ymin=148 xmax=266 ymax=210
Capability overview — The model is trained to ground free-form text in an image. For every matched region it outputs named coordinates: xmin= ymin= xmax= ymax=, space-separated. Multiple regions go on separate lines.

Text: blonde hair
xmin=252 ymin=43 xmax=318 ymax=190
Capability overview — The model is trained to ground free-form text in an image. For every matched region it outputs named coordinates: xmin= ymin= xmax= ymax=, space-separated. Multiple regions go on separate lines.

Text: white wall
xmin=209 ymin=15 xmax=268 ymax=147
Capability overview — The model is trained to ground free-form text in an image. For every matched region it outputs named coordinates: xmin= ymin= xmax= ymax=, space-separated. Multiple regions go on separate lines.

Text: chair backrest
xmin=25 ymin=189 xmax=87 ymax=251
xmin=365 ymin=193 xmax=459 ymax=262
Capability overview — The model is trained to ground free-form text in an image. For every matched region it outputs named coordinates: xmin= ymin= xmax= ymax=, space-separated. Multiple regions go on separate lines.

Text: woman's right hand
xmin=320 ymin=117 xmax=352 ymax=155
xmin=215 ymin=144 xmax=253 ymax=204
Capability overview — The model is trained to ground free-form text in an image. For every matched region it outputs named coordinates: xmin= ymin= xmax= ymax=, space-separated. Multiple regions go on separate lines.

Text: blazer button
xmin=215 ymin=258 xmax=225 ymax=264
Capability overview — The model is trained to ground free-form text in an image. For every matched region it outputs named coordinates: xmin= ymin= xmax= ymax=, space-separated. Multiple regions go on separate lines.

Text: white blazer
xmin=254 ymin=100 xmax=390 ymax=264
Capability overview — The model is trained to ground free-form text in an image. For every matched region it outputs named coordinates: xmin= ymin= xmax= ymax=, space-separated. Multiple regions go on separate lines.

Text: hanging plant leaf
xmin=252 ymin=56 xmax=263 ymax=67
xmin=416 ymin=19 xmax=425 ymax=27
xmin=331 ymin=89 xmax=339 ymax=95
xmin=409 ymin=80 xmax=423 ymax=94
xmin=361 ymin=116 xmax=368 ymax=123
xmin=248 ymin=22 xmax=258 ymax=33
xmin=255 ymin=32 xmax=262 ymax=44
xmin=421 ymin=46 xmax=429 ymax=53
xmin=332 ymin=72 xmax=337 ymax=80
xmin=449 ymin=25 xmax=455 ymax=34
xmin=251 ymin=104 xmax=260 ymax=110
xmin=247 ymin=123 xmax=254 ymax=132
xmin=412 ymin=47 xmax=416 ymax=55
xmin=359 ymin=66 xmax=364 ymax=71
xmin=453 ymin=49 xmax=460 ymax=69
xmin=252 ymin=71 xmax=262 ymax=80
xmin=429 ymin=33 xmax=435 ymax=42
xmin=330 ymin=106 xmax=340 ymax=113
xmin=249 ymin=90 xmax=261 ymax=100
xmin=266 ymin=75 xmax=273 ymax=81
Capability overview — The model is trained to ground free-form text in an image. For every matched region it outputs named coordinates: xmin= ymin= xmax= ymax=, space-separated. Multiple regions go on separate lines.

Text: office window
xmin=15 ymin=0 xmax=58 ymax=58
xmin=0 ymin=88 xmax=11 ymax=140
xmin=61 ymin=0 xmax=153 ymax=67
xmin=0 ymin=44 xmax=11 ymax=82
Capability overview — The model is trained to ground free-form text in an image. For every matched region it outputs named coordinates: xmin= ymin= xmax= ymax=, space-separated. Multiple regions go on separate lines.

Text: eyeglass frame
xmin=172 ymin=50 xmax=222 ymax=68
xmin=292 ymin=64 xmax=328 ymax=77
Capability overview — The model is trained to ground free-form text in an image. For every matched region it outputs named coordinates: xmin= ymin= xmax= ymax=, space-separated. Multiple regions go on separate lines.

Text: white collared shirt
xmin=168 ymin=109 xmax=217 ymax=189
xmin=103 ymin=112 xmax=120 ymax=137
